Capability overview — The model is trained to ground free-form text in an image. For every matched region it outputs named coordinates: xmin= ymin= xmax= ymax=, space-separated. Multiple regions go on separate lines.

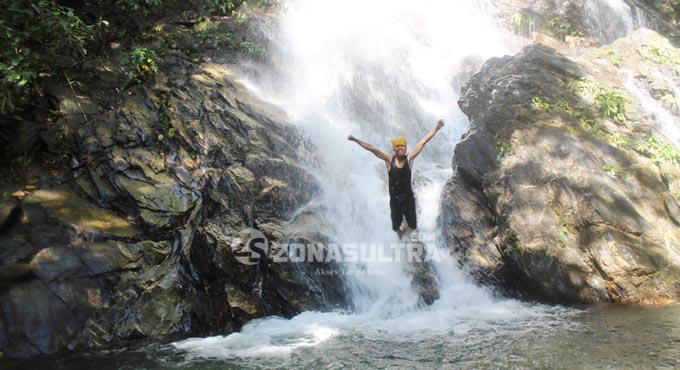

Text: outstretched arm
xmin=348 ymin=135 xmax=392 ymax=162
xmin=408 ymin=119 xmax=444 ymax=163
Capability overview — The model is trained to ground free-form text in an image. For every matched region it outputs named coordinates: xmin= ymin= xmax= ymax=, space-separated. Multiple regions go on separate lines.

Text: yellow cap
xmin=391 ymin=136 xmax=407 ymax=149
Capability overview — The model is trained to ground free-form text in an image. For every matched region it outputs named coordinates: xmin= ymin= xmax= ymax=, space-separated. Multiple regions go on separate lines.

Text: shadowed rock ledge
xmin=0 ymin=59 xmax=348 ymax=359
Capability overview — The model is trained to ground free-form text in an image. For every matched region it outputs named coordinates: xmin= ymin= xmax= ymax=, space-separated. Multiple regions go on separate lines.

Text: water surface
xmin=4 ymin=303 xmax=679 ymax=370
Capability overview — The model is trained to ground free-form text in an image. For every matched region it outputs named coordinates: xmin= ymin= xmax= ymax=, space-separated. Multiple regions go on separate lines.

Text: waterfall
xmin=584 ymin=0 xmax=652 ymax=44
xmin=241 ymin=0 xmax=507 ymax=315
xmin=171 ymin=0 xmax=633 ymax=360
xmin=581 ymin=1 xmax=680 ymax=145
xmin=624 ymin=69 xmax=680 ymax=146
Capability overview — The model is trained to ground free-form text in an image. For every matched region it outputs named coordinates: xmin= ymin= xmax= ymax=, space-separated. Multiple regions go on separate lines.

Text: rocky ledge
xmin=0 ymin=55 xmax=347 ymax=359
xmin=442 ymin=28 xmax=680 ymax=304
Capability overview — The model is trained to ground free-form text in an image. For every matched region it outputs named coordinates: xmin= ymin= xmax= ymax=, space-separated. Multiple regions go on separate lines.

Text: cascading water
xmin=624 ymin=69 xmax=680 ymax=146
xmin=172 ymin=0 xmax=581 ymax=365
xmin=243 ymin=0 xmax=515 ymax=315
xmin=234 ymin=0 xmax=511 ymax=316
xmin=0 ymin=1 xmax=668 ymax=369
xmin=6 ymin=2 xmax=680 ymax=370
xmin=266 ymin=0 xmax=506 ymax=315
xmin=584 ymin=0 xmax=652 ymax=44
xmin=582 ymin=0 xmax=680 ymax=146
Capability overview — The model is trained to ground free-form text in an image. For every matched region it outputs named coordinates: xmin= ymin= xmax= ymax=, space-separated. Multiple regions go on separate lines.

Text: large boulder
xmin=442 ymin=29 xmax=680 ymax=304
xmin=0 ymin=51 xmax=347 ymax=358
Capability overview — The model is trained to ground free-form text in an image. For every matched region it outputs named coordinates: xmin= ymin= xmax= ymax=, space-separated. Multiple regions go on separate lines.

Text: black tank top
xmin=388 ymin=155 xmax=413 ymax=200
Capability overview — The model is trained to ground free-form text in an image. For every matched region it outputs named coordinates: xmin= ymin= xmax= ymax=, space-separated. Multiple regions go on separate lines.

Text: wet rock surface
xmin=0 ymin=50 xmax=347 ymax=359
xmin=3 ymin=1 xmax=680 ymax=361
xmin=442 ymin=29 xmax=680 ymax=304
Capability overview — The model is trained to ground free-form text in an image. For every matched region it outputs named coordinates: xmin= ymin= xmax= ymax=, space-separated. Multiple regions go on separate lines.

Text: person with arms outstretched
xmin=348 ymin=119 xmax=445 ymax=238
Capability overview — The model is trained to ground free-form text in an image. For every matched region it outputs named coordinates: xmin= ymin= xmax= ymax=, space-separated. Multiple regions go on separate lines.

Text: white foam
xmin=240 ymin=0 xmax=510 ymax=315
xmin=173 ymin=302 xmax=581 ymax=360
xmin=175 ymin=0 xmax=578 ymax=362
xmin=174 ymin=313 xmax=341 ymax=359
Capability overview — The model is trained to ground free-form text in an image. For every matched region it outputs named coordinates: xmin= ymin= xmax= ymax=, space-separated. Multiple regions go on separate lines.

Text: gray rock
xmin=442 ymin=30 xmax=680 ymax=304
xmin=0 ymin=57 xmax=347 ymax=359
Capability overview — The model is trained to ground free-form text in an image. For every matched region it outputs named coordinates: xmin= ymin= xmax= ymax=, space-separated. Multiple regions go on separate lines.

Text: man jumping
xmin=348 ymin=119 xmax=445 ymax=238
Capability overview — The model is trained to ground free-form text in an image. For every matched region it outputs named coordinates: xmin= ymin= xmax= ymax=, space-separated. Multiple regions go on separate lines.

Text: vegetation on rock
xmin=0 ymin=0 xmax=104 ymax=114
xmin=446 ymin=30 xmax=680 ymax=305
xmin=0 ymin=0 xmax=275 ymax=129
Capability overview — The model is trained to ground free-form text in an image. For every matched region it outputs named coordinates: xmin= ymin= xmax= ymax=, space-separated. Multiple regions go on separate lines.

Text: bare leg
xmin=397 ymin=224 xmax=410 ymax=239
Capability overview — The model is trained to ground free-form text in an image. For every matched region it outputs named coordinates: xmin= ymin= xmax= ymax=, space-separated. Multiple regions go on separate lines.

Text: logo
xmin=231 ymin=228 xmax=443 ymax=266
xmin=232 ymin=228 xmax=269 ymax=266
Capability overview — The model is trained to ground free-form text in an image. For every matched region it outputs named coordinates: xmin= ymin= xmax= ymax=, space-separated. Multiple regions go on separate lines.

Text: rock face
xmin=0 ymin=56 xmax=347 ymax=358
xmin=442 ymin=28 xmax=680 ymax=304
xmin=490 ymin=0 xmax=680 ymax=47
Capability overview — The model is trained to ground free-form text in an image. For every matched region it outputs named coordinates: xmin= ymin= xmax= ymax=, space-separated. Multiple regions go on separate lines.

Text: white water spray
xmin=583 ymin=3 xmax=680 ymax=146
xmin=245 ymin=0 xmax=508 ymax=315
xmin=624 ymin=70 xmax=680 ymax=146
xmin=584 ymin=0 xmax=652 ymax=44
xmin=174 ymin=0 xmax=584 ymax=360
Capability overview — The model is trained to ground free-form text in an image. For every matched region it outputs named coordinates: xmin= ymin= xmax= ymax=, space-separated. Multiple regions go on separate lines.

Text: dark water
xmin=3 ymin=303 xmax=680 ymax=370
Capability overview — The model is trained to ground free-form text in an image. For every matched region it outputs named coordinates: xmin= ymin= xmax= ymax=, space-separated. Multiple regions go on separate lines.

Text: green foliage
xmin=511 ymin=12 xmax=522 ymax=28
xmin=157 ymin=97 xmax=177 ymax=139
xmin=602 ymin=163 xmax=617 ymax=178
xmin=510 ymin=12 xmax=534 ymax=37
xmin=199 ymin=0 xmax=277 ymax=16
xmin=0 ymin=0 xmax=103 ymax=113
xmin=623 ymin=135 xmax=680 ymax=166
xmin=659 ymin=143 xmax=680 ymax=163
xmin=567 ymin=77 xmax=597 ymax=94
xmin=660 ymin=91 xmax=678 ymax=110
xmin=205 ymin=0 xmax=279 ymax=13
xmin=0 ymin=0 xmax=267 ymax=120
xmin=671 ymin=0 xmax=680 ymax=21
xmin=569 ymin=78 xmax=629 ymax=124
xmin=571 ymin=109 xmax=599 ymax=131
xmin=240 ymin=41 xmax=267 ymax=61
xmin=114 ymin=0 xmax=162 ymax=16
xmin=641 ymin=42 xmax=680 ymax=65
xmin=121 ymin=46 xmax=160 ymax=75
xmin=560 ymin=221 xmax=569 ymax=240
xmin=528 ymin=63 xmax=678 ymax=182
xmin=495 ymin=137 xmax=511 ymax=159
xmin=232 ymin=10 xmax=249 ymax=23
xmin=548 ymin=16 xmax=582 ymax=41
xmin=554 ymin=99 xmax=572 ymax=112
xmin=532 ymin=97 xmax=551 ymax=110
xmin=531 ymin=95 xmax=601 ymax=132
xmin=610 ymin=133 xmax=632 ymax=148
xmin=595 ymin=89 xmax=628 ymax=123
xmin=663 ymin=1 xmax=680 ymax=21
xmin=204 ymin=0 xmax=246 ymax=15
xmin=633 ymin=136 xmax=657 ymax=159
xmin=606 ymin=49 xmax=622 ymax=67
xmin=120 ymin=46 xmax=161 ymax=86
xmin=159 ymin=109 xmax=170 ymax=126
xmin=194 ymin=20 xmax=236 ymax=50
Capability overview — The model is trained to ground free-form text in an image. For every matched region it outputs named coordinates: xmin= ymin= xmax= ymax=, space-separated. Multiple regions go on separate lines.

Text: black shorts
xmin=390 ymin=195 xmax=417 ymax=231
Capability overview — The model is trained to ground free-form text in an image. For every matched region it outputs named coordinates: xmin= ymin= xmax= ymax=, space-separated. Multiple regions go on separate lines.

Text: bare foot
xmin=397 ymin=225 xmax=409 ymax=239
